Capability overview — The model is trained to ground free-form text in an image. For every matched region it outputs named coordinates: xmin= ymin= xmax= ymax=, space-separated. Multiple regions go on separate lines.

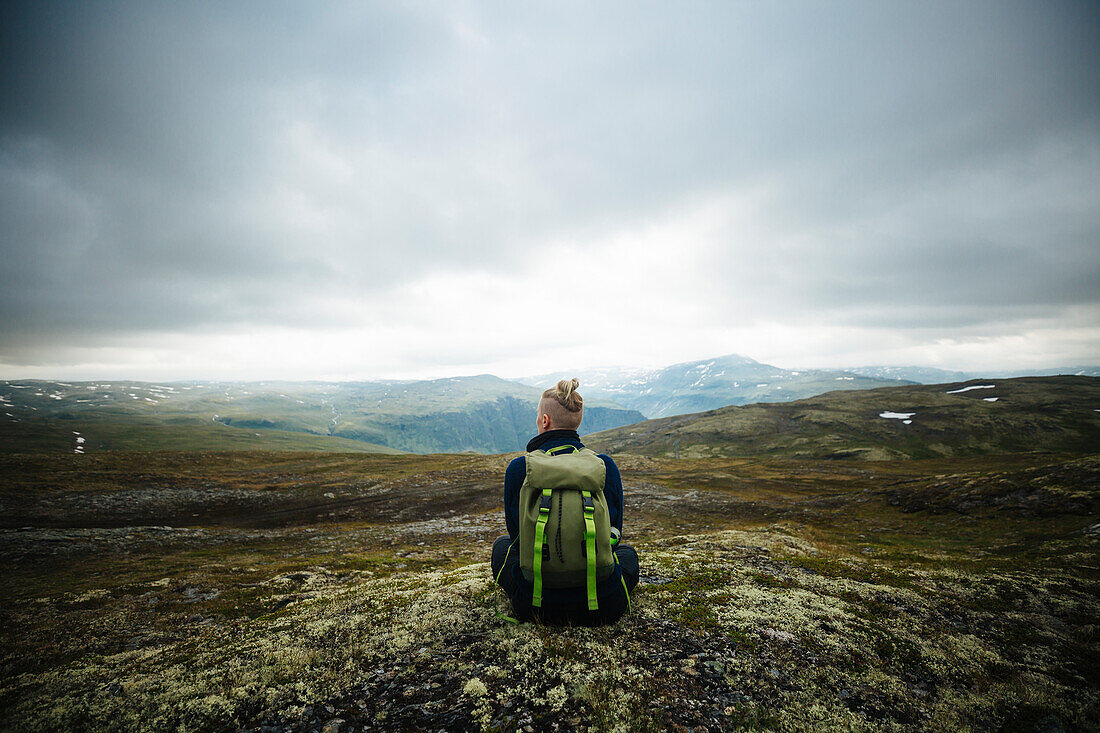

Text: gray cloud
xmin=1 ymin=1 xmax=1098 ymax=370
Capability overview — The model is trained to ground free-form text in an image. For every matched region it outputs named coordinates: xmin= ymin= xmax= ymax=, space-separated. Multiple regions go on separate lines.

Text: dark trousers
xmin=491 ymin=534 xmax=639 ymax=626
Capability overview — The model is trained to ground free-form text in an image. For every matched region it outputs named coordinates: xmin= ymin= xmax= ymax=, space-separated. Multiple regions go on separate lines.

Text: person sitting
xmin=491 ymin=378 xmax=639 ymax=625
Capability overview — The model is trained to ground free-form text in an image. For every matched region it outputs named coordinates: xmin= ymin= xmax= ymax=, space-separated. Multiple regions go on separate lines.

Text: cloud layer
xmin=2 ymin=1 xmax=1098 ymax=378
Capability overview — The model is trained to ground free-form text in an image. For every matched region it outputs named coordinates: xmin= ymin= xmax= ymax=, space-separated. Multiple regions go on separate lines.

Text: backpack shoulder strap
xmin=581 ymin=488 xmax=598 ymax=610
xmin=532 ymin=487 xmax=552 ymax=607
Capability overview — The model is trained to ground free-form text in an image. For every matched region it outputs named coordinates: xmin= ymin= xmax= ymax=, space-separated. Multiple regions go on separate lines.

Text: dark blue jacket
xmin=502 ymin=428 xmax=625 ymax=607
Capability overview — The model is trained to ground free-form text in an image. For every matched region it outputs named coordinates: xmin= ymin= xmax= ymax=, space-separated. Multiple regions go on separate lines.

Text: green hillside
xmin=586 ymin=376 xmax=1100 ymax=459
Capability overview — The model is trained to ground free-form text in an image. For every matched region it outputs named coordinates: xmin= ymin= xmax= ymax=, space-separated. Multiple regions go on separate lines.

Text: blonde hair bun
xmin=552 ymin=377 xmax=582 ymax=412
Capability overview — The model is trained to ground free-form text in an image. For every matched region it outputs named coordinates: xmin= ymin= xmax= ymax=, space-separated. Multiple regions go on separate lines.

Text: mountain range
xmin=843 ymin=364 xmax=1100 ymax=384
xmin=0 ymin=375 xmax=643 ymax=455
xmin=520 ymin=354 xmax=1100 ymax=418
xmin=3 ymin=353 xmax=1096 ymax=455
xmin=519 ymin=353 xmax=909 ymax=418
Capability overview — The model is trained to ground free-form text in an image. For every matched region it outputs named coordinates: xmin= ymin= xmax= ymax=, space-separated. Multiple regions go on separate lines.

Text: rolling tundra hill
xmin=0 ymin=376 xmax=643 ymax=455
xmin=586 ymin=375 xmax=1100 ymax=460
xmin=519 ymin=353 xmax=912 ymax=418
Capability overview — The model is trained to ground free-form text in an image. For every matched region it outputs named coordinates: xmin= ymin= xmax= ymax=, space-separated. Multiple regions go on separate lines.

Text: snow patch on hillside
xmin=946 ymin=385 xmax=995 ymax=394
xmin=880 ymin=411 xmax=915 ymax=421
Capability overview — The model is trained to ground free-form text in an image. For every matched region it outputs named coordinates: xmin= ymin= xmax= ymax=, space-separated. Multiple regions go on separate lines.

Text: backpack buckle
xmin=539 ymin=493 xmax=552 ymax=513
xmin=582 ymin=494 xmax=595 ymax=513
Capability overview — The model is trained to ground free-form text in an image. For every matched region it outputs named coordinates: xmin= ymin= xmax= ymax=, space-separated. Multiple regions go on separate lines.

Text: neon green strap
xmin=582 ymin=489 xmax=598 ymax=611
xmin=496 ymin=609 xmax=520 ymax=624
xmin=613 ymin=551 xmax=631 ymax=613
xmin=532 ymin=488 xmax=552 ymax=608
xmin=495 ymin=540 xmax=514 ymax=586
xmin=546 ymin=445 xmax=578 ymax=455
xmin=493 ymin=541 xmax=522 ymax=623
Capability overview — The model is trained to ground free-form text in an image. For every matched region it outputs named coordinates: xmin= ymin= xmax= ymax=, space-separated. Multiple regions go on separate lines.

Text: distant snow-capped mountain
xmin=841 ymin=366 xmax=974 ymax=384
xmin=519 ymin=354 xmax=909 ymax=418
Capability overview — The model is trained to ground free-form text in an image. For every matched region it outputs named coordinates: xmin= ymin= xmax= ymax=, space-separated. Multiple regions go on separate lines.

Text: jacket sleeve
xmin=503 ymin=456 xmax=526 ymax=540
xmin=599 ymin=454 xmax=624 ymax=534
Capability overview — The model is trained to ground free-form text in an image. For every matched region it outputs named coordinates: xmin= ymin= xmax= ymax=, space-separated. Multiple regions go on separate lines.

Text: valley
xmin=0 ymin=377 xmax=642 ymax=456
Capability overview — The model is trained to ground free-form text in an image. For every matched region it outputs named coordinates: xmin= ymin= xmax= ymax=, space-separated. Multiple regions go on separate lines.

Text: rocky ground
xmin=0 ymin=450 xmax=1097 ymax=731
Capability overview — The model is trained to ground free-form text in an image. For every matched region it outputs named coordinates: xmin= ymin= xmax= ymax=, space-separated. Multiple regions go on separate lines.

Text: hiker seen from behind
xmin=492 ymin=378 xmax=640 ymax=625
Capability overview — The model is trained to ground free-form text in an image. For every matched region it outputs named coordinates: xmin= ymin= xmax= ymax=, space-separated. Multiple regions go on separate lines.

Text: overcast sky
xmin=2 ymin=1 xmax=1098 ymax=381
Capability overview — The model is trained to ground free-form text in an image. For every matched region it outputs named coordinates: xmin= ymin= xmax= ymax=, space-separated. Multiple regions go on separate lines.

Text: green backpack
xmin=518 ymin=445 xmax=616 ymax=610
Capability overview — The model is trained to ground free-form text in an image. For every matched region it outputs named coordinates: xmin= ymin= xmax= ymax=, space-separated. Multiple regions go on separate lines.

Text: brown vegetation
xmin=0 ymin=448 xmax=1097 ymax=731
